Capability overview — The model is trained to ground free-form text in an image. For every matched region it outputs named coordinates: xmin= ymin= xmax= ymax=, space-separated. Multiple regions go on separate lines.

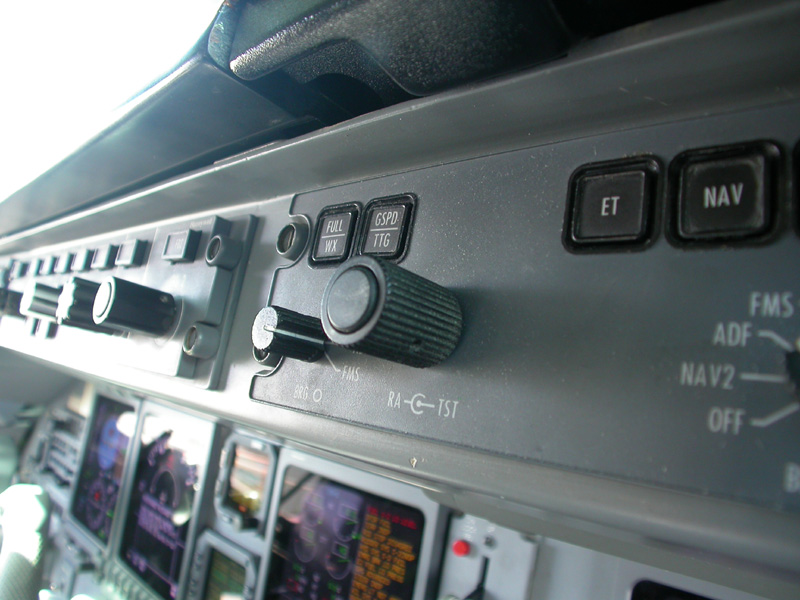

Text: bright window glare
xmin=0 ymin=0 xmax=224 ymax=203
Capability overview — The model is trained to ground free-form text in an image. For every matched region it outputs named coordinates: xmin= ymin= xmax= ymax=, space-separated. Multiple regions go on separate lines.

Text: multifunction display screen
xmin=121 ymin=413 xmax=213 ymax=600
xmin=72 ymin=396 xmax=136 ymax=544
xmin=203 ymin=550 xmax=246 ymax=600
xmin=224 ymin=444 xmax=271 ymax=521
xmin=266 ymin=467 xmax=425 ymax=600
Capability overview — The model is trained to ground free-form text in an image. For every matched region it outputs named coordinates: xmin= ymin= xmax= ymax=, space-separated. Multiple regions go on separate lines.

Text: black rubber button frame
xmin=357 ymin=194 xmax=416 ymax=262
xmin=667 ymin=141 xmax=781 ymax=248
xmin=309 ymin=203 xmax=361 ymax=267
xmin=563 ymin=157 xmax=659 ymax=253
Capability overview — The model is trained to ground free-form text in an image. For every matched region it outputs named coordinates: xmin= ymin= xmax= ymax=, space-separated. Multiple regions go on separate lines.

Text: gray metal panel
xmin=257 ymin=99 xmax=800 ymax=514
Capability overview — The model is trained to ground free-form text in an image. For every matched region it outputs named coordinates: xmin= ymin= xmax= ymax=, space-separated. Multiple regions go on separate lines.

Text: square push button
xmin=360 ymin=196 xmax=414 ymax=259
xmin=72 ymin=248 xmax=94 ymax=272
xmin=54 ymin=253 xmax=74 ymax=274
xmin=91 ymin=244 xmax=118 ymax=270
xmin=311 ymin=205 xmax=359 ymax=264
xmin=163 ymin=229 xmax=200 ymax=263
xmin=115 ymin=239 xmax=146 ymax=267
xmin=675 ymin=146 xmax=774 ymax=241
xmin=11 ymin=261 xmax=28 ymax=279
xmin=40 ymin=255 xmax=57 ymax=275
xmin=570 ymin=163 xmax=654 ymax=246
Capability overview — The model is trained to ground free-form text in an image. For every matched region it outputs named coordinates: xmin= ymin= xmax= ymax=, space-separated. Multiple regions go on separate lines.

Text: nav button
xmin=570 ymin=167 xmax=652 ymax=245
xmin=676 ymin=147 xmax=774 ymax=241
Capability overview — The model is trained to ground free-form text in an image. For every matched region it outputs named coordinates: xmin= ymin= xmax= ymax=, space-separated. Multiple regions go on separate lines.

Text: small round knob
xmin=92 ymin=277 xmax=176 ymax=336
xmin=183 ymin=322 xmax=220 ymax=359
xmin=56 ymin=277 xmax=114 ymax=333
xmin=205 ymin=235 xmax=242 ymax=270
xmin=321 ymin=256 xmax=462 ymax=368
xmin=20 ymin=282 xmax=62 ymax=320
xmin=252 ymin=306 xmax=326 ymax=362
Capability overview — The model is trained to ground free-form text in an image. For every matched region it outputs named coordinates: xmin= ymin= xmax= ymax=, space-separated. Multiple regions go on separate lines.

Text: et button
xmin=569 ymin=162 xmax=655 ymax=246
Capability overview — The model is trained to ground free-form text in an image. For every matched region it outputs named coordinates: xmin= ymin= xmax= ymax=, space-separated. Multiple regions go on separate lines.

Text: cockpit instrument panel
xmin=216 ymin=434 xmax=275 ymax=531
xmin=71 ymin=395 xmax=136 ymax=545
xmin=266 ymin=463 xmax=427 ymax=600
xmin=120 ymin=410 xmax=214 ymax=599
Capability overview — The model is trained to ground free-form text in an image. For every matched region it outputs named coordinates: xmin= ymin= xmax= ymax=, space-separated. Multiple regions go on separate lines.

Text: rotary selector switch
xmin=787 ymin=343 xmax=800 ymax=396
xmin=20 ymin=282 xmax=62 ymax=320
xmin=92 ymin=276 xmax=176 ymax=336
xmin=321 ymin=256 xmax=462 ymax=368
xmin=252 ymin=306 xmax=327 ymax=362
xmin=56 ymin=277 xmax=115 ymax=333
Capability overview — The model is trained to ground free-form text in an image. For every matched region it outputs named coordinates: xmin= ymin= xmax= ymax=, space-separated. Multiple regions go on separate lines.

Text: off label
xmin=707 ymin=406 xmax=745 ymax=435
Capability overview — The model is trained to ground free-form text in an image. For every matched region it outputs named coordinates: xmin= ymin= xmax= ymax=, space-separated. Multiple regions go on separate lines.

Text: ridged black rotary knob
xmin=20 ymin=282 xmax=62 ymax=320
xmin=252 ymin=306 xmax=326 ymax=362
xmin=92 ymin=276 xmax=176 ymax=336
xmin=57 ymin=277 xmax=115 ymax=333
xmin=321 ymin=256 xmax=462 ymax=367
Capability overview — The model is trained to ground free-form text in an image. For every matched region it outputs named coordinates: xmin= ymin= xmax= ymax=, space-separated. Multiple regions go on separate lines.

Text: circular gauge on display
xmin=303 ymin=492 xmax=324 ymax=526
xmin=84 ymin=478 xmax=108 ymax=533
xmin=150 ymin=467 xmax=179 ymax=508
xmin=293 ymin=525 xmax=317 ymax=563
xmin=335 ymin=506 xmax=360 ymax=542
xmin=325 ymin=542 xmax=354 ymax=580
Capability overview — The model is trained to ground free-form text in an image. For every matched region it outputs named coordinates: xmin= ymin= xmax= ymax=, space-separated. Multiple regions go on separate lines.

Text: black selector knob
xmin=321 ymin=256 xmax=462 ymax=368
xmin=92 ymin=276 xmax=176 ymax=336
xmin=57 ymin=277 xmax=114 ymax=333
xmin=252 ymin=306 xmax=326 ymax=362
xmin=20 ymin=282 xmax=62 ymax=320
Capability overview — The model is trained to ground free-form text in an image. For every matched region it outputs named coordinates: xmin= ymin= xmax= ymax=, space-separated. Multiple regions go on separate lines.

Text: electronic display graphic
xmin=121 ymin=413 xmax=213 ymax=600
xmin=202 ymin=550 xmax=246 ymax=600
xmin=224 ymin=444 xmax=271 ymax=522
xmin=72 ymin=396 xmax=136 ymax=544
xmin=266 ymin=466 xmax=425 ymax=600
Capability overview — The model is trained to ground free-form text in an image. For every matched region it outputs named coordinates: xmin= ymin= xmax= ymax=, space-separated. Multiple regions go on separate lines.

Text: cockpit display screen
xmin=120 ymin=413 xmax=213 ymax=600
xmin=203 ymin=550 xmax=246 ymax=600
xmin=266 ymin=466 xmax=425 ymax=600
xmin=224 ymin=444 xmax=271 ymax=521
xmin=72 ymin=396 xmax=136 ymax=544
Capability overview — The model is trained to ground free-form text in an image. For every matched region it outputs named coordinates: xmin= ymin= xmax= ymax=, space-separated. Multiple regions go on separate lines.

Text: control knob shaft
xmin=92 ymin=277 xmax=176 ymax=336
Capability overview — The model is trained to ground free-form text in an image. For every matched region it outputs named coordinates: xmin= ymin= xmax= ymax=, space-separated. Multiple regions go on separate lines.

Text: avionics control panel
xmin=2 ymin=104 xmax=799 ymax=517
xmin=253 ymin=103 xmax=800 ymax=515
xmin=1 ymin=5 xmax=800 ymax=594
xmin=0 ymin=214 xmax=256 ymax=388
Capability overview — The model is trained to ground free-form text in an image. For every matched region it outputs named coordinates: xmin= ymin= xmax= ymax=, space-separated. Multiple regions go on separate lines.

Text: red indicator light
xmin=452 ymin=539 xmax=471 ymax=557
